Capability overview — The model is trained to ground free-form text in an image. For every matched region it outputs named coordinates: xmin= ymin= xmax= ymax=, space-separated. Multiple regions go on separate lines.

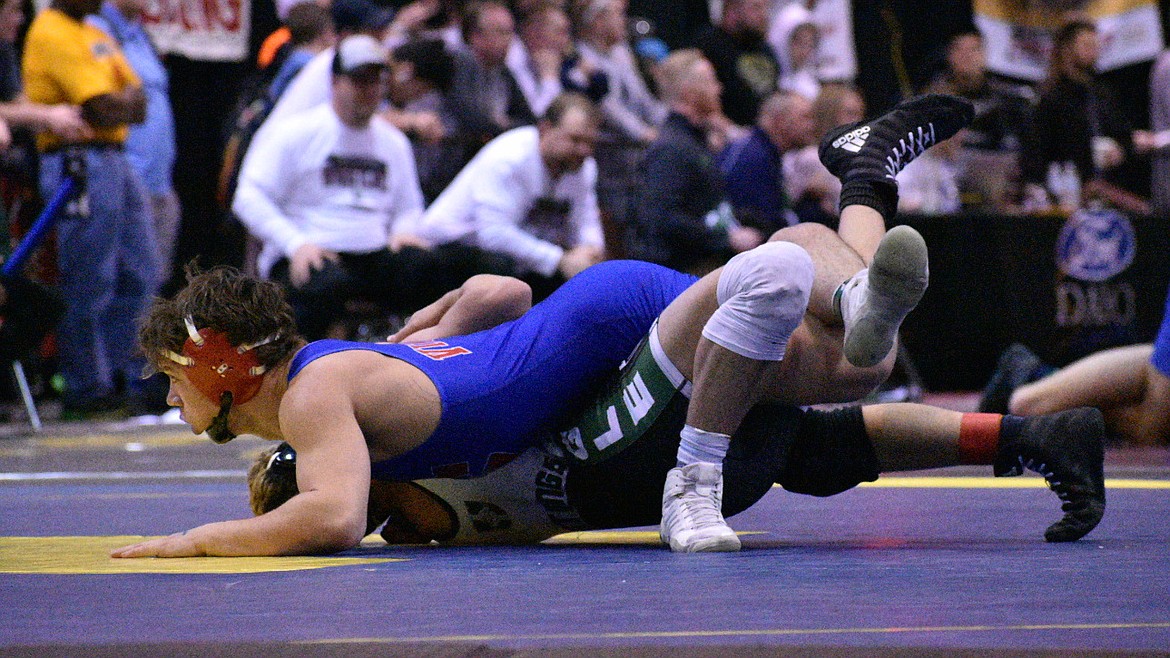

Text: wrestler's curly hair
xmin=247 ymin=446 xmax=299 ymax=516
xmin=138 ymin=264 xmax=303 ymax=374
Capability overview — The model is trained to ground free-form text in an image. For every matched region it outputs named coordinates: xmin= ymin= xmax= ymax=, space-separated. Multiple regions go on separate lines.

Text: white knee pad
xmin=701 ymin=241 xmax=814 ymax=361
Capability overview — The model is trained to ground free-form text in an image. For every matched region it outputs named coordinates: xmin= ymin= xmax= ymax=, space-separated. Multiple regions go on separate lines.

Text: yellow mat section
xmin=0 ymin=536 xmax=405 ymax=574
xmin=859 ymin=476 xmax=1170 ymax=489
xmin=307 ymin=620 xmax=1170 ymax=645
xmin=542 ymin=530 xmax=764 ymax=545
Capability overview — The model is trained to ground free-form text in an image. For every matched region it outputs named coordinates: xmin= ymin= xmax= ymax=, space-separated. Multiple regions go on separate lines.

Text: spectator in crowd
xmin=386 ymin=38 xmax=461 ymax=203
xmin=256 ymin=0 xmax=330 ymax=70
xmin=718 ymin=90 xmax=814 ymax=234
xmin=267 ymin=2 xmax=337 ymax=102
xmin=631 ymin=49 xmax=763 ymax=274
xmin=784 ymin=81 xmax=864 ymax=224
xmin=574 ymin=0 xmax=666 ymax=247
xmin=0 ymin=0 xmax=91 ymax=196
xmin=1019 ymin=19 xmax=1143 ymax=214
xmin=575 ymin=0 xmax=664 ymax=145
xmin=232 ymin=36 xmax=451 ymax=340
xmin=770 ymin=4 xmax=819 ymax=101
xmin=447 ymin=1 xmax=535 ymax=153
xmin=1133 ymin=48 xmax=1170 ymax=218
xmin=383 ymin=0 xmax=464 ymax=53
xmin=416 ymin=92 xmax=606 ymax=299
xmin=926 ymin=30 xmax=1030 ymax=212
xmin=524 ymin=1 xmax=613 ymax=104
xmin=91 ymin=0 xmax=181 ymax=281
xmin=696 ymin=0 xmax=779 ymax=127
xmin=507 ymin=2 xmax=570 ymax=117
xmin=22 ymin=0 xmax=161 ymax=417
xmin=896 ymin=131 xmax=964 ymax=215
xmin=217 ymin=1 xmax=335 ymax=220
xmin=259 ymin=0 xmax=394 ymax=133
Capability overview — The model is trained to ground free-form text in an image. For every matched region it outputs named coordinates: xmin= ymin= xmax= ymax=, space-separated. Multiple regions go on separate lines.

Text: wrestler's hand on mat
xmin=110 ymin=531 xmax=204 ymax=558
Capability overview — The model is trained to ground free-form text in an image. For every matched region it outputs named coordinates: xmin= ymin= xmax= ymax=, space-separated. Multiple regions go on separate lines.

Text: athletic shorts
xmin=553 ymin=329 xmax=880 ymax=530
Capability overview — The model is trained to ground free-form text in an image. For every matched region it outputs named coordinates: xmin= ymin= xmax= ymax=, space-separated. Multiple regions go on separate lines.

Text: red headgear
xmin=163 ymin=317 xmax=278 ymax=406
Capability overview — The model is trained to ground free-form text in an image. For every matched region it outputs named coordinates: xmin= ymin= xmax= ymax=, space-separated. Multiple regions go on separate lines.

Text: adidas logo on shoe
xmin=832 ymin=125 xmax=870 ymax=152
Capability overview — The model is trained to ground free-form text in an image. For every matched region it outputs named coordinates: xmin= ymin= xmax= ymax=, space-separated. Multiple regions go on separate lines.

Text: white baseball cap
xmin=332 ymin=34 xmax=389 ymax=76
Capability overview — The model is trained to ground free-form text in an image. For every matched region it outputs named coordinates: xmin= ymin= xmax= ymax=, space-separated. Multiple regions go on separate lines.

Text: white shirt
xmin=257 ymin=47 xmax=334 ymax=138
xmin=418 ymin=126 xmax=604 ymax=277
xmin=896 ymin=152 xmax=961 ymax=215
xmin=506 ymin=38 xmax=562 ymax=117
xmin=577 ymin=41 xmax=666 ymax=142
xmin=233 ymin=103 xmax=425 ymax=277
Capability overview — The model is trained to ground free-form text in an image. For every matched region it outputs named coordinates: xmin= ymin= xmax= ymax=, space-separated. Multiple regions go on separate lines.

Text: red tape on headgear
xmin=164 ymin=317 xmax=277 ymax=406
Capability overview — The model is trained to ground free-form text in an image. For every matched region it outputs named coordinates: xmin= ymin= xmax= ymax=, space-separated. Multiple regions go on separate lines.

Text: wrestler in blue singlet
xmin=287 ymin=261 xmax=697 ymax=481
xmin=1152 ymin=286 xmax=1170 ymax=378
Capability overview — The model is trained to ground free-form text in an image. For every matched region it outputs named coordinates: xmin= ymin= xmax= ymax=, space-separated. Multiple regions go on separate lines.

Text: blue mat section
xmin=3 ymin=476 xmax=1170 ymax=652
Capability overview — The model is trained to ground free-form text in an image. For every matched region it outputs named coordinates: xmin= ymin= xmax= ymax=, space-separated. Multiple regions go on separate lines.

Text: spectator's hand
xmin=289 ymin=243 xmax=339 ymax=288
xmin=1132 ymin=129 xmax=1156 ymax=155
xmin=1021 ymin=183 xmax=1052 ymax=214
xmin=640 ymin=126 xmax=658 ymax=144
xmin=388 ymin=233 xmax=431 ymax=251
xmin=728 ymin=226 xmax=765 ymax=253
xmin=704 ymin=113 xmax=747 ymax=152
xmin=0 ymin=118 xmax=10 ymax=152
xmin=44 ymin=105 xmax=92 ymax=141
xmin=558 ymin=245 xmax=604 ymax=279
xmin=1091 ymin=136 xmax=1124 ymax=170
xmin=408 ymin=111 xmax=447 ymax=143
xmin=387 ymin=0 xmax=439 ymax=37
xmin=530 ymin=48 xmax=563 ymax=81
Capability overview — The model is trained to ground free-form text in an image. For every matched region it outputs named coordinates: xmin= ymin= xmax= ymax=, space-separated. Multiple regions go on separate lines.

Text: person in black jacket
xmin=696 ymin=0 xmax=779 ymax=127
xmin=1019 ymin=19 xmax=1142 ymax=212
xmin=630 ymin=49 xmax=763 ymax=275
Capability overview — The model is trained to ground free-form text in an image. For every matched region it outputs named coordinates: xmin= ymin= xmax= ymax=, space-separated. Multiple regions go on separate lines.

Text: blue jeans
xmin=40 ymin=147 xmax=162 ymax=406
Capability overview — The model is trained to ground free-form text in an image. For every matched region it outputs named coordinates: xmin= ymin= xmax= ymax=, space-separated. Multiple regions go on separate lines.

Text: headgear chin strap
xmin=164 ymin=317 xmax=279 ymax=444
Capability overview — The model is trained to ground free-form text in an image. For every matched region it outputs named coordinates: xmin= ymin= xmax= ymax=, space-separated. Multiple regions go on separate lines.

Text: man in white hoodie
xmin=416 ymin=91 xmax=606 ymax=299
xmin=233 ymin=35 xmax=452 ymax=339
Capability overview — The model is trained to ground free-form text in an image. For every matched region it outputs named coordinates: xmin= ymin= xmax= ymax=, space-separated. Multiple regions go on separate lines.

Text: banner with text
xmin=974 ymin=0 xmax=1164 ymax=81
xmin=143 ymin=0 xmax=252 ymax=62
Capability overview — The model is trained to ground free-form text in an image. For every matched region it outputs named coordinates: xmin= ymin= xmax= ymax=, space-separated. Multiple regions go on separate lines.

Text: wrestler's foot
xmin=660 ymin=462 xmax=741 ymax=552
xmin=995 ymin=407 xmax=1106 ymax=542
xmin=977 ymin=343 xmax=1048 ymax=414
xmin=818 ymin=94 xmax=975 ymax=185
xmin=838 ymin=225 xmax=929 ymax=368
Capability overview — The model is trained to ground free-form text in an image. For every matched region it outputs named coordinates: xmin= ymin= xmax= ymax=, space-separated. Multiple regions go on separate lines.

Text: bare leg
xmin=851 ymin=402 xmax=1107 ymax=541
xmin=1011 ymin=344 xmax=1170 ymax=446
xmin=767 ymin=222 xmax=864 ymax=324
xmin=836 ymin=205 xmax=886 ymax=266
xmin=661 ymin=241 xmax=815 ymax=552
xmin=862 ymin=403 xmax=962 ymax=470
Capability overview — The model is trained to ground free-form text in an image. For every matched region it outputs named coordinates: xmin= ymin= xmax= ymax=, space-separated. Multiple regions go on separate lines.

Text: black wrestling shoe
xmin=994 ymin=407 xmax=1106 ymax=543
xmin=818 ymin=94 xmax=975 ymax=185
xmin=977 ymin=343 xmax=1046 ymax=414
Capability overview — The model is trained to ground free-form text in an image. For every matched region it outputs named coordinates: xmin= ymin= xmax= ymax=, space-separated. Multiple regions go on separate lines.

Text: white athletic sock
xmin=837 ymin=269 xmax=868 ymax=329
xmin=839 ymin=267 xmax=914 ymax=335
xmin=676 ymin=425 xmax=731 ymax=467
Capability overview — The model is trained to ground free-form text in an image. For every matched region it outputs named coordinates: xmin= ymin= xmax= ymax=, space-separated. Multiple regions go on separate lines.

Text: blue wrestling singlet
xmin=287 ymin=261 xmax=698 ymax=481
xmin=1153 ymin=286 xmax=1170 ymax=378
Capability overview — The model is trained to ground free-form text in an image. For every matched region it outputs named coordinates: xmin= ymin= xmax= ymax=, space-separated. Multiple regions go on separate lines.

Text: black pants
xmin=270 ymin=245 xmax=520 ymax=340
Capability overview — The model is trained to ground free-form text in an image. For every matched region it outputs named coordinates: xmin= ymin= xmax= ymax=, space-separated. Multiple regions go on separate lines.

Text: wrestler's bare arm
xmin=113 ymin=367 xmax=383 ymax=557
xmin=388 ymin=275 xmax=532 ymax=343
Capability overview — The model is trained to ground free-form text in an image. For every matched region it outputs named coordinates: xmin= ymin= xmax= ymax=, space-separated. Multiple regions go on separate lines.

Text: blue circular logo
xmin=1056 ymin=208 xmax=1136 ymax=283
